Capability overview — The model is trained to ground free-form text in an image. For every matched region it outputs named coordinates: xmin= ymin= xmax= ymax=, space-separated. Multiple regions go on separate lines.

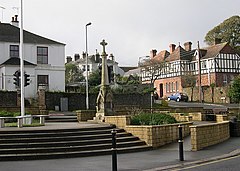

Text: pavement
xmin=0 ymin=122 xmax=240 ymax=171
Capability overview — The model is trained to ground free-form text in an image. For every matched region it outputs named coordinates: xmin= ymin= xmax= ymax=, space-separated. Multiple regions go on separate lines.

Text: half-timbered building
xmin=141 ymin=41 xmax=240 ymax=98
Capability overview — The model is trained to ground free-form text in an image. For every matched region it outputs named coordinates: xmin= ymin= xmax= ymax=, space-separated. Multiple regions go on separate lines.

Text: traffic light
xmin=13 ymin=70 xmax=20 ymax=87
xmin=24 ymin=73 xmax=30 ymax=87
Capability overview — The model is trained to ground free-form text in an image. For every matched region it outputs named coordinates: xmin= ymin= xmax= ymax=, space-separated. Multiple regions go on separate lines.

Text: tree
xmin=65 ymin=63 xmax=85 ymax=84
xmin=204 ymin=15 xmax=240 ymax=51
xmin=228 ymin=75 xmax=240 ymax=103
xmin=182 ymin=74 xmax=196 ymax=102
xmin=140 ymin=58 xmax=166 ymax=85
xmin=88 ymin=69 xmax=101 ymax=86
xmin=210 ymin=83 xmax=215 ymax=103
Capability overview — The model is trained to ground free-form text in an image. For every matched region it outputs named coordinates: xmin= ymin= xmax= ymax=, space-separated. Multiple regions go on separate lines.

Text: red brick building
xmin=141 ymin=41 xmax=240 ymax=98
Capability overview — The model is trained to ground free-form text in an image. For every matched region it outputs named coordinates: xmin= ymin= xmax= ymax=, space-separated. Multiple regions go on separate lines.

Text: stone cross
xmin=100 ymin=39 xmax=108 ymax=56
xmin=95 ymin=39 xmax=113 ymax=122
xmin=100 ymin=39 xmax=109 ymax=86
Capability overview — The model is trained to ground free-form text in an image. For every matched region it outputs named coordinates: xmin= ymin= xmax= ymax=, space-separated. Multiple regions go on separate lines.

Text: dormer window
xmin=10 ymin=45 xmax=19 ymax=58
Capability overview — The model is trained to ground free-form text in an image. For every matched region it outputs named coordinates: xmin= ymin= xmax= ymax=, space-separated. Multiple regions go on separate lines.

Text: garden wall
xmin=183 ymin=86 xmax=231 ymax=103
xmin=0 ymin=91 xmax=17 ymax=107
xmin=45 ymin=92 xmax=151 ymax=111
xmin=190 ymin=121 xmax=230 ymax=151
xmin=104 ymin=115 xmax=192 ymax=148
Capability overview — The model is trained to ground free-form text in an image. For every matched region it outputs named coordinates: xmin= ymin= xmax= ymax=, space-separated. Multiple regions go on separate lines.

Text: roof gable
xmin=0 ymin=23 xmax=65 ymax=45
xmin=0 ymin=57 xmax=36 ymax=66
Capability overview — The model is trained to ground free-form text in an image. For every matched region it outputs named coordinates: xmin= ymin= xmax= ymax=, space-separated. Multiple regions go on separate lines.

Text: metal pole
xmin=0 ymin=6 xmax=5 ymax=22
xmin=111 ymin=129 xmax=117 ymax=171
xmin=85 ymin=22 xmax=91 ymax=110
xmin=197 ymin=41 xmax=202 ymax=103
xmin=20 ymin=0 xmax=25 ymax=117
xmin=178 ymin=125 xmax=184 ymax=161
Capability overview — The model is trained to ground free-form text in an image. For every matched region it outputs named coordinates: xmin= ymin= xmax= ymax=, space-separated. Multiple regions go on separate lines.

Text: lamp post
xmin=85 ymin=22 xmax=91 ymax=110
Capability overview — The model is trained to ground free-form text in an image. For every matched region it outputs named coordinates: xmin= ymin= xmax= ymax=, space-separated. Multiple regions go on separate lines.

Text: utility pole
xmin=197 ymin=41 xmax=202 ymax=103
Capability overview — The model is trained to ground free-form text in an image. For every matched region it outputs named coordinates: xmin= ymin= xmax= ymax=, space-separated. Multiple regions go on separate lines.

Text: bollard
xmin=178 ymin=125 xmax=184 ymax=161
xmin=111 ymin=129 xmax=117 ymax=171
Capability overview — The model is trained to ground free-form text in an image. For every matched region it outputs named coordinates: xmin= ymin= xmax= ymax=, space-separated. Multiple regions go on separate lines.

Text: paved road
xmin=167 ymin=101 xmax=239 ymax=109
xmin=0 ymin=136 xmax=239 ymax=171
xmin=175 ymin=155 xmax=240 ymax=171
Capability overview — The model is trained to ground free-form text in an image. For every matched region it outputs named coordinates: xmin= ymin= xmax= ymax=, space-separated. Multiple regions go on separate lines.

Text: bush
xmin=131 ymin=113 xmax=178 ymax=125
xmin=0 ymin=111 xmax=20 ymax=117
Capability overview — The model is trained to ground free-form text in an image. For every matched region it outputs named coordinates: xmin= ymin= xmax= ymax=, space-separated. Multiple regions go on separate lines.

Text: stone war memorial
xmin=95 ymin=39 xmax=114 ymax=122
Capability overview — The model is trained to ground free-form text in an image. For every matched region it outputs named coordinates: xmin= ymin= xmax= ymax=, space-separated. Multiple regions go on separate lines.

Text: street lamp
xmin=85 ymin=22 xmax=91 ymax=110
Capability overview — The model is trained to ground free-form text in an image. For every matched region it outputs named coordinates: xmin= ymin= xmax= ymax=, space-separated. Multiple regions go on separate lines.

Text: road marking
xmin=172 ymin=155 xmax=240 ymax=171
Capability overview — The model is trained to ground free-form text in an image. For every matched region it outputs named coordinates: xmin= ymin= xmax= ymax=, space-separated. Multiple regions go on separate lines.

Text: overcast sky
xmin=0 ymin=0 xmax=239 ymax=66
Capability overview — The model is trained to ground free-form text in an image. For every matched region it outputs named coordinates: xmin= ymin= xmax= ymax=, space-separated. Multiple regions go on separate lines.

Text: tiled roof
xmin=0 ymin=57 xmax=36 ymax=66
xmin=151 ymin=42 xmax=235 ymax=63
xmin=164 ymin=46 xmax=193 ymax=62
xmin=201 ymin=42 xmax=229 ymax=59
xmin=0 ymin=23 xmax=65 ymax=45
xmin=152 ymin=50 xmax=170 ymax=62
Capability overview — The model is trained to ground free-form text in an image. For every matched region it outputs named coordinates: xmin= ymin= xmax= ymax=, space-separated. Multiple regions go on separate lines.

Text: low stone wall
xmin=76 ymin=110 xmax=96 ymax=122
xmin=125 ymin=122 xmax=192 ymax=148
xmin=190 ymin=121 xmax=230 ymax=151
xmin=171 ymin=113 xmax=193 ymax=122
xmin=216 ymin=114 xmax=228 ymax=123
xmin=104 ymin=115 xmax=192 ymax=148
xmin=189 ymin=112 xmax=205 ymax=121
xmin=105 ymin=115 xmax=131 ymax=129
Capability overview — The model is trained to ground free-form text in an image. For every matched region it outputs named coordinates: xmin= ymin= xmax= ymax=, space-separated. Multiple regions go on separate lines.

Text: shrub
xmin=131 ymin=112 xmax=178 ymax=125
xmin=0 ymin=111 xmax=20 ymax=117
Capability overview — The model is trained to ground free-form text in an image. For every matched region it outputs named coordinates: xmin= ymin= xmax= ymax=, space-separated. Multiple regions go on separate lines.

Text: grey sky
xmin=1 ymin=0 xmax=239 ymax=66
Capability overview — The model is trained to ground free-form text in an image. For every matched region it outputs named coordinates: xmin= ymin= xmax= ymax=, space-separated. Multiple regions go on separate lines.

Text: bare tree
xmin=140 ymin=58 xmax=166 ymax=85
xmin=182 ymin=73 xmax=196 ymax=102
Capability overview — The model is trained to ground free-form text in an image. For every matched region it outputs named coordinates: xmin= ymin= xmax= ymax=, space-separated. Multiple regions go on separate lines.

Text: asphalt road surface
xmin=173 ymin=155 xmax=240 ymax=171
xmin=167 ymin=101 xmax=236 ymax=110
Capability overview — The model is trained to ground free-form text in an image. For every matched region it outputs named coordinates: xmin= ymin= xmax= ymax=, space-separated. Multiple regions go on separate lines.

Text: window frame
xmin=37 ymin=46 xmax=48 ymax=64
xmin=10 ymin=45 xmax=19 ymax=58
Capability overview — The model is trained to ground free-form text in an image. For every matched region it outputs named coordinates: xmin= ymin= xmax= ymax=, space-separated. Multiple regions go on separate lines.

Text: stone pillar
xmin=38 ymin=85 xmax=47 ymax=114
xmin=17 ymin=89 xmax=21 ymax=107
xmin=95 ymin=40 xmax=114 ymax=122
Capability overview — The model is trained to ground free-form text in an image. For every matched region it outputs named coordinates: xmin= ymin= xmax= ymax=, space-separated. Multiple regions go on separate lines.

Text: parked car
xmin=167 ymin=93 xmax=188 ymax=102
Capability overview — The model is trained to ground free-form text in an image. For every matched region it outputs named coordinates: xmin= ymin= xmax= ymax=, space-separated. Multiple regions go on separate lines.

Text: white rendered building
xmin=0 ymin=16 xmax=65 ymax=98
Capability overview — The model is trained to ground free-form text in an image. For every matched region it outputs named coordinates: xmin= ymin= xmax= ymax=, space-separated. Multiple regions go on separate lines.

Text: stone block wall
xmin=184 ymin=86 xmax=230 ymax=103
xmin=125 ymin=123 xmax=192 ymax=148
xmin=45 ymin=92 xmax=150 ymax=111
xmin=171 ymin=113 xmax=193 ymax=122
xmin=0 ymin=91 xmax=17 ymax=106
xmin=76 ymin=110 xmax=96 ymax=121
xmin=105 ymin=115 xmax=131 ymax=129
xmin=189 ymin=112 xmax=205 ymax=121
xmin=104 ymin=115 xmax=192 ymax=148
xmin=216 ymin=114 xmax=228 ymax=123
xmin=190 ymin=121 xmax=230 ymax=151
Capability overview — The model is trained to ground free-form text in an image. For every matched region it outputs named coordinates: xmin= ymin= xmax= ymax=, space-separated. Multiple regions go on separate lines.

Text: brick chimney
xmin=184 ymin=42 xmax=192 ymax=51
xmin=150 ymin=49 xmax=157 ymax=58
xmin=82 ymin=52 xmax=86 ymax=59
xmin=74 ymin=54 xmax=80 ymax=61
xmin=169 ymin=44 xmax=176 ymax=53
xmin=66 ymin=56 xmax=72 ymax=63
xmin=11 ymin=15 xmax=19 ymax=27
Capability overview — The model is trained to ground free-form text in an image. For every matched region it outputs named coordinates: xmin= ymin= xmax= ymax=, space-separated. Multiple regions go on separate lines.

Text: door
xmin=159 ymin=83 xmax=163 ymax=98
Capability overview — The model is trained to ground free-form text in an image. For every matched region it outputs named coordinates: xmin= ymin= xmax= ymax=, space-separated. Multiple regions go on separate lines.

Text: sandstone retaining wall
xmin=190 ymin=121 xmax=230 ymax=151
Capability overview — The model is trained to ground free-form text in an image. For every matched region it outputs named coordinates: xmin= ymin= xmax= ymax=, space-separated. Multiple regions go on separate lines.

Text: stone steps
xmin=0 ymin=125 xmax=151 ymax=161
